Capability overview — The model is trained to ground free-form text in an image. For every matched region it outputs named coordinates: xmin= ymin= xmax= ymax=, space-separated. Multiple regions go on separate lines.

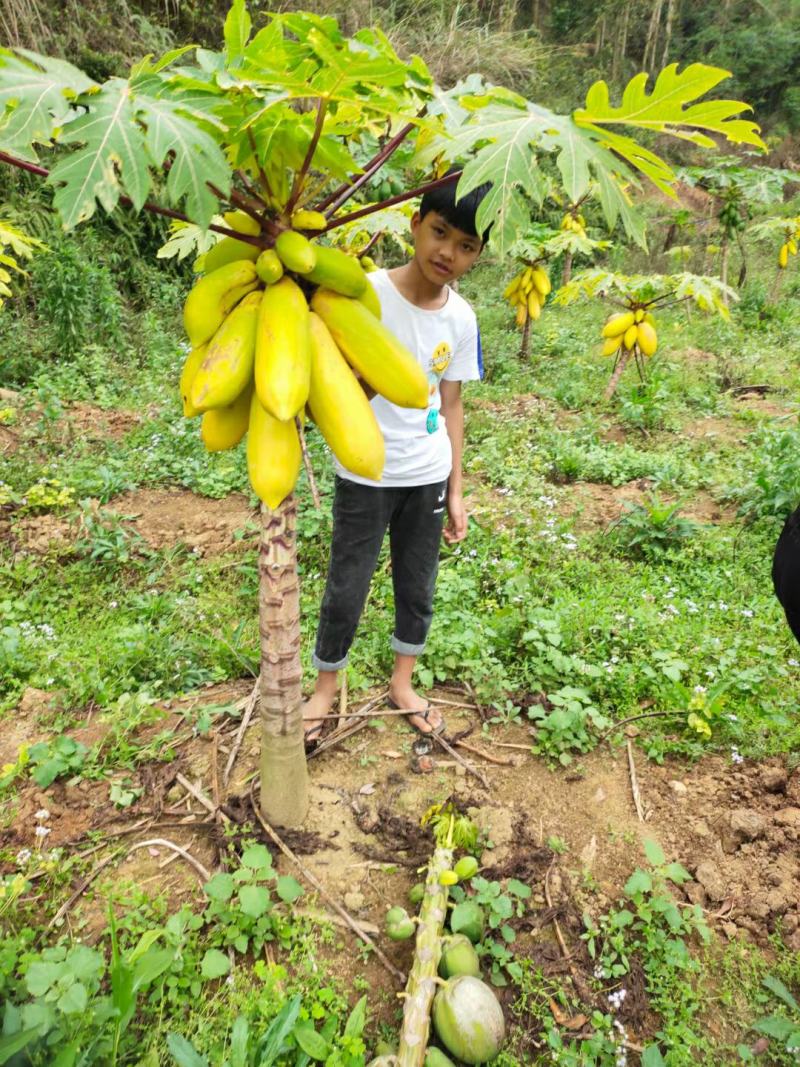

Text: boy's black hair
xmin=419 ymin=167 xmax=492 ymax=244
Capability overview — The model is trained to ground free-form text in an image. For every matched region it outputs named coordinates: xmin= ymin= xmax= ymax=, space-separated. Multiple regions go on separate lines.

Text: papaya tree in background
xmin=553 ymin=268 xmax=736 ymax=399
xmin=0 ymin=0 xmax=765 ymax=825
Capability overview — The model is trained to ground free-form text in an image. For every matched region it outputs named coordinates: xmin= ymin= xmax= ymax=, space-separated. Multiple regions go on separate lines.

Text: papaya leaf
xmin=574 ymin=64 xmax=765 ymax=150
xmin=48 ymin=78 xmax=149 ymax=229
xmin=133 ymin=90 xmax=231 ymax=225
xmin=0 ymin=49 xmax=97 ymax=159
xmin=224 ymin=0 xmax=252 ymax=64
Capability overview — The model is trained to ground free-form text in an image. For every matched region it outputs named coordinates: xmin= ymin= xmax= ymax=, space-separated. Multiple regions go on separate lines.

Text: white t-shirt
xmin=334 ymin=269 xmax=483 ymax=487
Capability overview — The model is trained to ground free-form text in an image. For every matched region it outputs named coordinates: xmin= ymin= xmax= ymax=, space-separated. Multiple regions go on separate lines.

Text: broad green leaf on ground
xmin=0 ymin=49 xmax=96 ymax=159
xmin=49 ymin=78 xmax=149 ymax=229
xmin=574 ymin=65 xmax=765 ymax=151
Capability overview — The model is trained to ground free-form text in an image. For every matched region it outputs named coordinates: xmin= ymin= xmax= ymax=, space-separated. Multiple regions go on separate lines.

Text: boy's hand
xmin=444 ymin=489 xmax=468 ymax=543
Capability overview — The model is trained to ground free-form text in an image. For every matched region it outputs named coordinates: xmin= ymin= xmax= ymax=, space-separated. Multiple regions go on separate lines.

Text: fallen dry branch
xmin=49 ymin=848 xmax=126 ymax=928
xmin=175 ymin=772 xmax=231 ymax=823
xmin=599 ymin=709 xmax=686 ymax=743
xmin=223 ymin=677 xmax=260 ymax=785
xmin=626 ymin=740 xmax=647 ymax=822
xmin=128 ymin=838 xmax=212 ymax=883
xmin=544 ymin=861 xmax=570 ymax=962
xmin=432 ymin=731 xmax=490 ymax=789
xmin=249 ymin=780 xmax=406 ymax=986
xmin=454 ymin=738 xmax=514 ymax=766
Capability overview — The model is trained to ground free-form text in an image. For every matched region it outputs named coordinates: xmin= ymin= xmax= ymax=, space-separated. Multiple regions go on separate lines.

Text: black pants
xmin=312 ymin=476 xmax=448 ymax=670
xmin=773 ymin=505 xmax=800 ymax=644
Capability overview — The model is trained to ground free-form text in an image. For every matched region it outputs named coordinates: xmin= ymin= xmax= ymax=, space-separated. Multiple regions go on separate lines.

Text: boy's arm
xmin=440 ymin=379 xmax=468 ymax=543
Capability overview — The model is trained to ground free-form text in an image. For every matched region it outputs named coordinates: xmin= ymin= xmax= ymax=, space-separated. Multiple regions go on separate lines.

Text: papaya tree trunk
xmin=603 ymin=347 xmax=633 ymax=402
xmin=720 ymin=235 xmax=730 ymax=305
xmin=258 ymin=496 xmax=309 ymax=828
xmin=519 ymin=314 xmax=531 ymax=361
xmin=561 ymin=250 xmax=574 ymax=287
xmin=397 ymin=845 xmax=454 ymax=1067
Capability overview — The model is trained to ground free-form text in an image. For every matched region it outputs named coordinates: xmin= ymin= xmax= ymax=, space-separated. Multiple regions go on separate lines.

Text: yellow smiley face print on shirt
xmin=430 ymin=341 xmax=452 ymax=375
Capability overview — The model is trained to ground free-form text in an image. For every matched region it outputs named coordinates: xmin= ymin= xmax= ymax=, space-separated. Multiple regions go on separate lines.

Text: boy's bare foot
xmin=388 ymin=685 xmax=445 ymax=735
xmin=303 ymin=677 xmax=338 ymax=750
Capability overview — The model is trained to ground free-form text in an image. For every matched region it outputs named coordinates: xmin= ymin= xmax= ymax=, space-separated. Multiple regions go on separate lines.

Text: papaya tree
xmin=553 ymin=268 xmax=736 ymax=400
xmin=0 ymin=7 xmax=765 ymax=825
xmin=678 ymin=156 xmax=795 ymax=290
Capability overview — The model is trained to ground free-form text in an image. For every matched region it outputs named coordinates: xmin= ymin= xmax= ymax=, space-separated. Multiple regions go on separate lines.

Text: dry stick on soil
xmin=454 ymin=738 xmax=514 ymax=766
xmin=175 ymin=773 xmax=231 ymax=823
xmin=295 ymin=416 xmax=320 ymax=509
xmin=599 ymin=709 xmax=686 ymax=744
xmin=431 ymin=732 xmax=490 ymax=790
xmin=487 ymin=740 xmax=533 ymax=752
xmin=626 ymin=740 xmax=647 ymax=822
xmin=308 ymin=717 xmax=370 ymax=758
xmin=248 ymin=780 xmax=406 ymax=986
xmin=224 ymin=677 xmax=260 ymax=786
xmin=128 ymin=838 xmax=211 ymax=884
xmin=544 ymin=860 xmax=571 ymax=962
xmin=49 ymin=849 xmax=126 ymax=928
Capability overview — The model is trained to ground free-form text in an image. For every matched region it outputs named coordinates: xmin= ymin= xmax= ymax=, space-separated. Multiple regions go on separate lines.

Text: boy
xmin=303 ymin=176 xmax=490 ymax=746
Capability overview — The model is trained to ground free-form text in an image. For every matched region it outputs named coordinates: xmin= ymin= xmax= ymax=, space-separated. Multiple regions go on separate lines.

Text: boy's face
xmin=411 ymin=210 xmax=482 ymax=287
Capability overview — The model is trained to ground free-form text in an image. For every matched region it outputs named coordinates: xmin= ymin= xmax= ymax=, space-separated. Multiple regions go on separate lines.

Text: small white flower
xmin=34 ymin=809 xmax=50 ymax=821
xmin=16 ymin=849 xmax=32 ymax=865
xmin=693 ymin=685 xmax=706 ymax=695
xmin=789 ymin=658 xmax=799 ymax=667
xmin=34 ymin=825 xmax=51 ymax=838
xmin=109 ymin=600 xmax=118 ymax=609
xmin=741 ymin=609 xmax=753 ymax=618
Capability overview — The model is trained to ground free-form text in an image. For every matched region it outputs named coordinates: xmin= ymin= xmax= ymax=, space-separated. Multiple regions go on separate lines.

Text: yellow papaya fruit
xmin=308 ymin=313 xmax=385 ymax=481
xmin=305 ymin=245 xmax=367 ymax=298
xmin=634 ymin=308 xmax=645 ymax=323
xmin=275 ymin=230 xmax=316 ymax=274
xmin=515 ymin=302 xmax=527 ymax=328
xmin=223 ymin=210 xmax=261 ymax=237
xmin=247 ymin=393 xmax=301 ymax=509
xmin=602 ymin=334 xmax=623 ymax=357
xmin=790 ymin=238 xmax=798 ymax=256
xmin=601 ymin=311 xmax=635 ymax=339
xmin=190 ymin=291 xmax=261 ymax=412
xmin=203 ymin=236 xmax=260 ymax=274
xmin=183 ymin=260 xmax=259 ymax=347
xmin=623 ymin=324 xmax=638 ymax=350
xmin=532 ymin=267 xmax=551 ymax=297
xmin=637 ymin=321 xmax=658 ymax=357
xmin=311 ymin=289 xmax=428 ymax=408
xmin=779 ymin=243 xmax=789 ymax=268
xmin=358 ymin=279 xmax=382 ymax=320
xmin=201 ymin=385 xmax=252 ymax=452
xmin=255 ymin=250 xmax=284 ymax=285
xmin=360 ymin=255 xmax=377 ymax=273
xmin=291 ymin=209 xmax=327 ymax=231
xmin=180 ymin=344 xmax=208 ymax=417
xmin=644 ymin=312 xmax=656 ymax=327
xmin=527 ymin=291 xmax=541 ymax=320
xmin=255 ymin=277 xmax=311 ymax=421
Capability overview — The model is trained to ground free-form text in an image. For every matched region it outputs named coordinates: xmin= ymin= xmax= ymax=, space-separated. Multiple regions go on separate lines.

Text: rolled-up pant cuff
xmin=391 ymin=635 xmax=426 ymax=656
xmin=311 ymin=652 xmax=349 ymax=671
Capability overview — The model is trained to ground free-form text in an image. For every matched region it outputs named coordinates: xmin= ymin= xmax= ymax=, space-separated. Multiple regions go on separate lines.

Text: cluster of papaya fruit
xmin=778 ymin=219 xmax=800 ymax=269
xmin=600 ymin=307 xmax=658 ymax=358
xmin=560 ymin=211 xmax=586 ymax=238
xmin=180 ymin=210 xmax=429 ymax=507
xmin=503 ymin=263 xmax=551 ymax=328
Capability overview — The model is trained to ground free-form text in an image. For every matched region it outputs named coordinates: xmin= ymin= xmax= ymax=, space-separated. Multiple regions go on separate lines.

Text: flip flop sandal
xmin=386 ymin=697 xmax=446 ymax=737
xmin=303 ymin=720 xmax=324 ymax=754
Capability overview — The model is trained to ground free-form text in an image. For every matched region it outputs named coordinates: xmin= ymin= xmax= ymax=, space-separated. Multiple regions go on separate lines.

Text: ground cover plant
xmin=1 ymin=1 xmax=800 ymax=1065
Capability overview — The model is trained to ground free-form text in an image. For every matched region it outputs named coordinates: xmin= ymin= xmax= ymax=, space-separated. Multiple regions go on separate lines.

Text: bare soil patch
xmin=563 ymin=480 xmax=737 ymax=531
xmin=9 ymin=488 xmax=257 ymax=557
xmin=2 ymin=683 xmax=798 ymax=1041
